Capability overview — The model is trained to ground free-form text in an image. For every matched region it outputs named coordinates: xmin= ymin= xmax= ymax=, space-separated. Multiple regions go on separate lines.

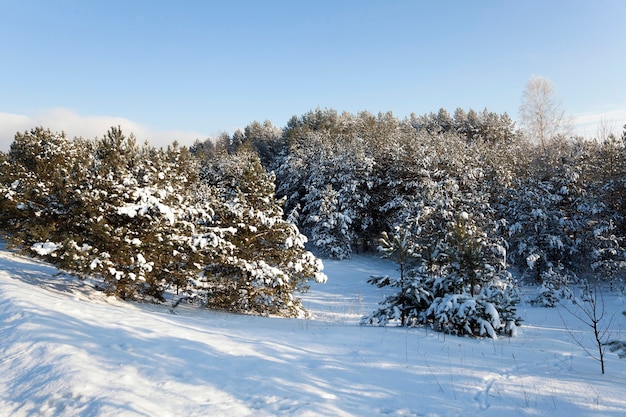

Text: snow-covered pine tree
xmin=503 ymin=142 xmax=587 ymax=305
xmin=36 ymin=127 xmax=200 ymax=301
xmin=576 ymin=134 xmax=626 ymax=291
xmin=243 ymin=119 xmax=285 ymax=170
xmin=277 ymin=129 xmax=374 ymax=259
xmin=307 ymin=184 xmax=353 ymax=259
xmin=427 ymin=212 xmax=520 ymax=337
xmin=363 ymin=225 xmax=433 ymax=327
xmin=196 ymin=148 xmax=327 ymax=317
xmin=71 ymin=128 xmax=193 ymax=300
xmin=0 ymin=127 xmax=93 ymax=263
xmin=151 ymin=143 xmax=209 ymax=298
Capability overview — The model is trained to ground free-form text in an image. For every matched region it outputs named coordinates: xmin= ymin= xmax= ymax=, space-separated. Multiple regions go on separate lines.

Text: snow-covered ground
xmin=1 ymin=249 xmax=625 ymax=417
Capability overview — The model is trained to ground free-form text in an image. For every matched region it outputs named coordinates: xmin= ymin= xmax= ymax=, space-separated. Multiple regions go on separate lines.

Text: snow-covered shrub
xmin=362 ymin=270 xmax=434 ymax=327
xmin=480 ymin=274 xmax=522 ymax=335
xmin=363 ymin=214 xmax=521 ymax=338
xmin=364 ymin=268 xmax=521 ymax=338
xmin=530 ymin=266 xmax=575 ymax=307
xmin=426 ymin=283 xmax=519 ymax=338
xmin=426 ymin=275 xmax=520 ymax=337
xmin=607 ymin=341 xmax=626 ymax=359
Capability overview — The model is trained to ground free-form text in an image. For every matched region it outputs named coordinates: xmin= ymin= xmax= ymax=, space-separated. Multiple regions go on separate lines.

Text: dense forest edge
xmin=1 ymin=106 xmax=625 ymax=340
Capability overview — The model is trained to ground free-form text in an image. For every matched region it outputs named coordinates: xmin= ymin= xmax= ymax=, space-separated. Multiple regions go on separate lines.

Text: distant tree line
xmin=208 ymin=108 xmax=625 ymax=280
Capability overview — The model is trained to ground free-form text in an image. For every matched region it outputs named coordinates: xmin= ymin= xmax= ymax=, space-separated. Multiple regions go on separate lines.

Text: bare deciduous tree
xmin=559 ymin=282 xmax=614 ymax=374
xmin=519 ymin=75 xmax=571 ymax=149
xmin=596 ymin=114 xmax=616 ymax=143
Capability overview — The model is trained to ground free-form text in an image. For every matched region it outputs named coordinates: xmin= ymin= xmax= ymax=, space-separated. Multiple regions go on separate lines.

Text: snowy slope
xmin=1 ymin=250 xmax=626 ymax=417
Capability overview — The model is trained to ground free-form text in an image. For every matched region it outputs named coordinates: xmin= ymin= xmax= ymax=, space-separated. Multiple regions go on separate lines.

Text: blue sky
xmin=1 ymin=0 xmax=625 ymax=149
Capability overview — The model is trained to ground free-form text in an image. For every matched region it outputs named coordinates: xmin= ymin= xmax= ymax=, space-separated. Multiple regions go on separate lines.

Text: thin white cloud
xmin=572 ymin=108 xmax=626 ymax=139
xmin=0 ymin=113 xmax=33 ymax=149
xmin=0 ymin=108 xmax=208 ymax=151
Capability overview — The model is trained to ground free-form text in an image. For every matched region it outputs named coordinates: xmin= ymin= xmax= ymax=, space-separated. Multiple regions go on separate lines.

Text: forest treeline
xmin=201 ymin=108 xmax=625 ymax=281
xmin=1 ymin=107 xmax=625 ymax=336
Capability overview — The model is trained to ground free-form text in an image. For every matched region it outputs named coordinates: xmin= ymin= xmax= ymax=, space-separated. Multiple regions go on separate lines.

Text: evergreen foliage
xmin=0 ymin=127 xmax=324 ymax=317
xmin=363 ymin=212 xmax=521 ymax=338
xmin=195 ymin=148 xmax=326 ymax=316
xmin=276 ymin=127 xmax=374 ymax=259
xmin=365 ymin=227 xmax=424 ymax=327
xmin=2 ymin=112 xmax=625 ymax=332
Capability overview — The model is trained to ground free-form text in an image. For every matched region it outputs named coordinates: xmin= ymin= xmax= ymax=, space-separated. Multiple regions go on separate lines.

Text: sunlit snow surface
xmin=1 ymin=249 xmax=625 ymax=417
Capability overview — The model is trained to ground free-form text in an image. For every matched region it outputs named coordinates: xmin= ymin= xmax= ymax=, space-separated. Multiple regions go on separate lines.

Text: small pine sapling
xmin=362 ymin=226 xmax=426 ymax=327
